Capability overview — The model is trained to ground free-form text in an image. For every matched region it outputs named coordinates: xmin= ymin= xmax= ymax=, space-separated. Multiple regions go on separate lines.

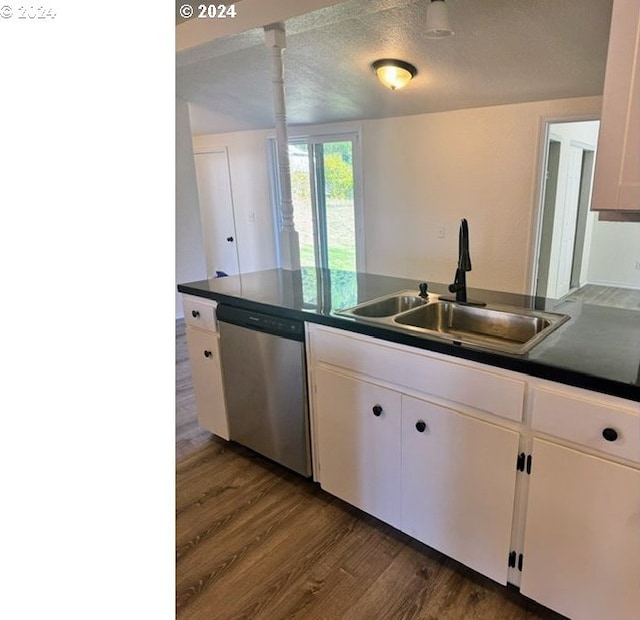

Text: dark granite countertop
xmin=178 ymin=268 xmax=640 ymax=402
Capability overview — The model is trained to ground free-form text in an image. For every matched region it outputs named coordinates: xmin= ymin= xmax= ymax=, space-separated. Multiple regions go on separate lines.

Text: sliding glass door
xmin=271 ymin=133 xmax=362 ymax=272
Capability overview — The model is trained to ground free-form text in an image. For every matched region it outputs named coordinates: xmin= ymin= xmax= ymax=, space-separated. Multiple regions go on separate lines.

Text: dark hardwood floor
xmin=176 ymin=320 xmax=566 ymax=620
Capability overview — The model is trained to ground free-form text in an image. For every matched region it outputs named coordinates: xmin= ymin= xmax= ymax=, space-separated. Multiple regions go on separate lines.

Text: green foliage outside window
xmin=323 ymin=153 xmax=353 ymax=200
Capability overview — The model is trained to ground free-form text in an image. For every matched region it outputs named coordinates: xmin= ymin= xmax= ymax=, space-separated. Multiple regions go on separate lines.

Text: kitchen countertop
xmin=178 ymin=268 xmax=640 ymax=402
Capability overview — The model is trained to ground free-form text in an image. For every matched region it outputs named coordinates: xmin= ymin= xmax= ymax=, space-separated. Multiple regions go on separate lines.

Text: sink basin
xmin=394 ymin=301 xmax=566 ymax=353
xmin=336 ymin=291 xmax=569 ymax=354
xmin=345 ymin=293 xmax=427 ymax=318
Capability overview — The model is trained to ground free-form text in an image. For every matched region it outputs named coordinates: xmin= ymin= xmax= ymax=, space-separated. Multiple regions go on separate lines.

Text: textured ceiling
xmin=176 ymin=0 xmax=613 ymax=135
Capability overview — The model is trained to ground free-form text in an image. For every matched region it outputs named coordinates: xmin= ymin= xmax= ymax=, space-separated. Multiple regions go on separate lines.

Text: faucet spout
xmin=442 ymin=218 xmax=486 ymax=306
xmin=458 ymin=218 xmax=471 ymax=272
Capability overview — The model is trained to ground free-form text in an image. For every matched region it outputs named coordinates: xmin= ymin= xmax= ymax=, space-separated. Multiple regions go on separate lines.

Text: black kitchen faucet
xmin=442 ymin=218 xmax=486 ymax=306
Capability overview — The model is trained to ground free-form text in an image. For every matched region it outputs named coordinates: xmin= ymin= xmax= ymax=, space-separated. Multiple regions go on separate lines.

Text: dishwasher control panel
xmin=216 ymin=304 xmax=304 ymax=341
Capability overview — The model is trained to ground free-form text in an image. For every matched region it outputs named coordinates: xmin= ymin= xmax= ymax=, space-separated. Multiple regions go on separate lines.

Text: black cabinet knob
xmin=602 ymin=427 xmax=618 ymax=442
xmin=204 ymin=350 xmax=212 ymax=358
xmin=415 ymin=420 xmax=427 ymax=433
xmin=372 ymin=405 xmax=383 ymax=417
xmin=226 ymin=236 xmax=234 ymax=242
xmin=191 ymin=310 xmax=200 ymax=318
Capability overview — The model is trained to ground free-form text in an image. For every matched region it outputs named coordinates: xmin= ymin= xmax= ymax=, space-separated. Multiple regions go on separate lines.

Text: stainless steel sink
xmin=336 ymin=291 xmax=569 ymax=354
xmin=347 ymin=293 xmax=427 ymax=317
xmin=394 ymin=301 xmax=568 ymax=353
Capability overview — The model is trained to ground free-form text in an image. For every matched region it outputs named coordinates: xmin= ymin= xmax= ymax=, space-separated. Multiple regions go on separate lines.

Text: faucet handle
xmin=418 ymin=282 xmax=428 ymax=298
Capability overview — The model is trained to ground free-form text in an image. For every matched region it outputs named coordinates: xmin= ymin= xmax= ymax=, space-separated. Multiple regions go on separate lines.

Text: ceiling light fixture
xmin=425 ymin=0 xmax=454 ymax=39
xmin=372 ymin=59 xmax=417 ymax=91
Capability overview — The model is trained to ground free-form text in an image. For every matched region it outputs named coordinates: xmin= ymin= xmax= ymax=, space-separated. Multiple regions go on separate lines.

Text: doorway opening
xmin=533 ymin=120 xmax=599 ymax=300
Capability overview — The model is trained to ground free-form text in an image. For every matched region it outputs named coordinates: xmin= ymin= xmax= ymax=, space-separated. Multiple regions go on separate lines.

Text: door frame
xmin=535 ymin=137 xmax=561 ymax=301
xmin=529 ymin=114 xmax=600 ymax=300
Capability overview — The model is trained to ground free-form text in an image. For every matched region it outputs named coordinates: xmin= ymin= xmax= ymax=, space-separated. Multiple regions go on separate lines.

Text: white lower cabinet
xmin=309 ymin=325 xmax=524 ymax=585
xmin=307 ymin=324 xmax=640 ymax=619
xmin=401 ymin=395 xmax=519 ymax=584
xmin=185 ymin=325 xmax=229 ymax=440
xmin=520 ymin=438 xmax=640 ymax=620
xmin=314 ymin=367 xmax=402 ymax=529
xmin=312 ymin=364 xmax=520 ymax=584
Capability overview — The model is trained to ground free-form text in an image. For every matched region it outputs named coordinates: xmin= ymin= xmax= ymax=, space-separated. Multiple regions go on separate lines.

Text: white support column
xmin=264 ymin=23 xmax=301 ymax=271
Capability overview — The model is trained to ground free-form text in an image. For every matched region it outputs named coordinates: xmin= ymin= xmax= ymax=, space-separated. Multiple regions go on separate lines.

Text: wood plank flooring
xmin=175 ymin=320 xmax=566 ymax=620
xmin=562 ymin=284 xmax=640 ymax=310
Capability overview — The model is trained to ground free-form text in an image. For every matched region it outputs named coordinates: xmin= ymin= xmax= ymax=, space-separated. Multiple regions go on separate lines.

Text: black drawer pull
xmin=372 ymin=405 xmax=383 ymax=417
xmin=204 ymin=350 xmax=212 ymax=358
xmin=602 ymin=427 xmax=618 ymax=442
xmin=415 ymin=420 xmax=427 ymax=433
xmin=191 ymin=310 xmax=200 ymax=318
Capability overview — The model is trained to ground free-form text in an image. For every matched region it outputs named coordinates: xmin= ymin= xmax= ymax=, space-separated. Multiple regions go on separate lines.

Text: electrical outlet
xmin=436 ymin=225 xmax=445 ymax=239
xmin=635 ymin=260 xmax=640 ymax=270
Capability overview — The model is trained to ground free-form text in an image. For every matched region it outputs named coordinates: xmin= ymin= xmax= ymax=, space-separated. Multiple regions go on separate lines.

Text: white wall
xmin=176 ymin=99 xmax=207 ymax=318
xmin=361 ymin=97 xmax=602 ymax=294
xmin=179 ymin=96 xmax=604 ymax=302
xmin=191 ymin=130 xmax=279 ymax=274
xmin=588 ymin=221 xmax=640 ymax=288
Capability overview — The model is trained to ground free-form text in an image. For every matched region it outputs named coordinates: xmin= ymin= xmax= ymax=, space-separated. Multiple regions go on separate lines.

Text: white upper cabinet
xmin=592 ymin=0 xmax=640 ymax=217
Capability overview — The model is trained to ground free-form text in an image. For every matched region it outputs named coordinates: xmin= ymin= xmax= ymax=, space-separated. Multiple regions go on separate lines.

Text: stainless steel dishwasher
xmin=216 ymin=304 xmax=312 ymax=477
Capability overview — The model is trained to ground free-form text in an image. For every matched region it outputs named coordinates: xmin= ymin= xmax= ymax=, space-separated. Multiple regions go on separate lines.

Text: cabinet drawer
xmin=182 ymin=295 xmax=217 ymax=332
xmin=310 ymin=326 xmax=525 ymax=422
xmin=532 ymin=386 xmax=640 ymax=463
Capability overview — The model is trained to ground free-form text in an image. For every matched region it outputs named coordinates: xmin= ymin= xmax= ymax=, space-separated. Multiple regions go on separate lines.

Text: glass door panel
xmin=320 ymin=141 xmax=356 ymax=272
xmin=289 ymin=143 xmax=316 ymax=268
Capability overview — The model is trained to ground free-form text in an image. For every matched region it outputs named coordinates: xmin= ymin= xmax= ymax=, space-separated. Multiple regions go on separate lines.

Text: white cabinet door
xmin=185 ymin=326 xmax=229 ymax=440
xmin=401 ymin=395 xmax=520 ymax=585
xmin=592 ymin=0 xmax=640 ymax=214
xmin=314 ymin=367 xmax=402 ymax=528
xmin=520 ymin=439 xmax=640 ymax=620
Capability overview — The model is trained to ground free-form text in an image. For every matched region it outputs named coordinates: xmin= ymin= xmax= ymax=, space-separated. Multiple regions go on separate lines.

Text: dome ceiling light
xmin=372 ymin=59 xmax=418 ymax=91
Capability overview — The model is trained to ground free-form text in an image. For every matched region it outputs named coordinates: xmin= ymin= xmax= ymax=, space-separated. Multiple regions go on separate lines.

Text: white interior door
xmin=194 ymin=149 xmax=239 ymax=277
xmin=554 ymin=145 xmax=583 ymax=298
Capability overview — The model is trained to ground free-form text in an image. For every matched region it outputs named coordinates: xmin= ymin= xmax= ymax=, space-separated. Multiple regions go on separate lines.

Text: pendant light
xmin=426 ymin=0 xmax=454 ymax=39
xmin=372 ymin=59 xmax=417 ymax=91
